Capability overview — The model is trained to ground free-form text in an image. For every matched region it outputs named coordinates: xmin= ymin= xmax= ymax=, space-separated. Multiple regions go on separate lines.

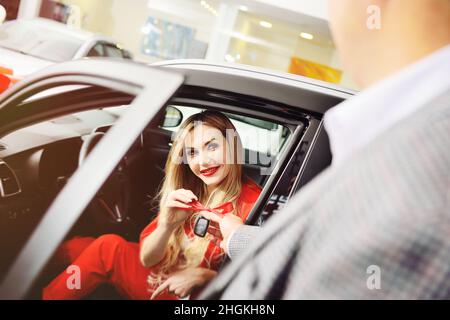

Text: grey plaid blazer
xmin=200 ymin=90 xmax=450 ymax=299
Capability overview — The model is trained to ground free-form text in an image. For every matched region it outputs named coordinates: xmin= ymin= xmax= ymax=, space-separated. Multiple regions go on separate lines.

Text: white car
xmin=0 ymin=18 xmax=132 ymax=79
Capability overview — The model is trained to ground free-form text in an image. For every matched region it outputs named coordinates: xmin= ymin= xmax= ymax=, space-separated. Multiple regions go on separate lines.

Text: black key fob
xmin=194 ymin=217 xmax=210 ymax=237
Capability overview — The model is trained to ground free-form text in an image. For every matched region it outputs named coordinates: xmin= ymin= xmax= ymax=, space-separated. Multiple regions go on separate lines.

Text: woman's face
xmin=183 ymin=124 xmax=231 ymax=189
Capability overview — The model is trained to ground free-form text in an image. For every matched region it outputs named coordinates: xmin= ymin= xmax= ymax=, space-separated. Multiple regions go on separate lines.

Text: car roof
xmin=7 ymin=18 xmax=114 ymax=43
xmin=153 ymin=59 xmax=357 ymax=97
xmin=0 ymin=58 xmax=353 ymax=117
xmin=152 ymin=59 xmax=355 ymax=114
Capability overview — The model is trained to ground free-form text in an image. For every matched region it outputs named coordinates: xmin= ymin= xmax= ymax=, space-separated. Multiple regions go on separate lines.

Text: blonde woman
xmin=43 ymin=110 xmax=262 ymax=300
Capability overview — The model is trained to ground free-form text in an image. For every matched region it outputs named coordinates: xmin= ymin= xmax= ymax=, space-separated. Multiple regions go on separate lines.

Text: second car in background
xmin=0 ymin=17 xmax=132 ymax=92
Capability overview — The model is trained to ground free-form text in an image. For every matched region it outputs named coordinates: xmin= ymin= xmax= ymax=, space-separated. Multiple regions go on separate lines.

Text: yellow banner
xmin=289 ymin=57 xmax=342 ymax=84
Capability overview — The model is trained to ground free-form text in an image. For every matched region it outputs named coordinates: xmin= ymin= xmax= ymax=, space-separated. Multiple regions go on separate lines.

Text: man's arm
xmin=200 ymin=211 xmax=261 ymax=259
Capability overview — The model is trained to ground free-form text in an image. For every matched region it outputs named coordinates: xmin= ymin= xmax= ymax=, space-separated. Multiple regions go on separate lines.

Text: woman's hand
xmin=160 ymin=189 xmax=198 ymax=228
xmin=140 ymin=189 xmax=197 ymax=268
xmin=151 ymin=267 xmax=217 ymax=299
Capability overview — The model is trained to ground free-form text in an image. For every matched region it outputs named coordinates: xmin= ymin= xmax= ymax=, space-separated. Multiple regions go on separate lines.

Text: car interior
xmin=0 ymin=83 xmax=318 ymax=299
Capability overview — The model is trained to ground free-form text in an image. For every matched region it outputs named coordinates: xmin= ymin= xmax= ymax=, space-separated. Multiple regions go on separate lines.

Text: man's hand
xmin=200 ymin=212 xmax=244 ymax=253
xmin=151 ymin=267 xmax=217 ymax=299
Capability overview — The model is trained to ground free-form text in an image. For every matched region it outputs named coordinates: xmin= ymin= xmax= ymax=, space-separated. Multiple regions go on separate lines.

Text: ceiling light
xmin=259 ymin=21 xmax=272 ymax=29
xmin=239 ymin=5 xmax=248 ymax=12
xmin=224 ymin=54 xmax=235 ymax=63
xmin=200 ymin=0 xmax=217 ymax=16
xmin=300 ymin=32 xmax=314 ymax=40
xmin=141 ymin=26 xmax=151 ymax=34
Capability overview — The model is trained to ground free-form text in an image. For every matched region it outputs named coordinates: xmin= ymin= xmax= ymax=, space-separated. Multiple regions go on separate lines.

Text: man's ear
xmin=0 ymin=5 xmax=6 ymax=25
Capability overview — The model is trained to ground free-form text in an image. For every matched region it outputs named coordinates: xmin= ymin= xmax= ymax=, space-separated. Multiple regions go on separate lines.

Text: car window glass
xmin=104 ymin=45 xmax=124 ymax=58
xmin=257 ymin=137 xmax=306 ymax=225
xmin=87 ymin=44 xmax=105 ymax=57
xmin=161 ymin=105 xmax=290 ymax=158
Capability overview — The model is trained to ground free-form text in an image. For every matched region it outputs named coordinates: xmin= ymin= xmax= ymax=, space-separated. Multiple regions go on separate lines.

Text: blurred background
xmin=0 ymin=0 xmax=358 ymax=90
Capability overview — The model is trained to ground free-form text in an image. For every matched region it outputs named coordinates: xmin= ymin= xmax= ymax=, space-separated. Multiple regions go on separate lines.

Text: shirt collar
xmin=324 ymin=45 xmax=450 ymax=167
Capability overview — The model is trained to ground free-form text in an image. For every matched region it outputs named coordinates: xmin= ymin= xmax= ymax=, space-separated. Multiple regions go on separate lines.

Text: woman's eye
xmin=207 ymin=143 xmax=219 ymax=151
xmin=186 ymin=149 xmax=197 ymax=157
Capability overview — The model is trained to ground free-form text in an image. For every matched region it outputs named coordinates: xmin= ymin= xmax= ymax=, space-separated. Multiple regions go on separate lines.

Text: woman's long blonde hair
xmin=148 ymin=110 xmax=244 ymax=285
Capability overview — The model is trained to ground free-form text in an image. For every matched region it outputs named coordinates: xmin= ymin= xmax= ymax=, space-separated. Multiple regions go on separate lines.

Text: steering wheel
xmin=78 ymin=131 xmax=131 ymax=225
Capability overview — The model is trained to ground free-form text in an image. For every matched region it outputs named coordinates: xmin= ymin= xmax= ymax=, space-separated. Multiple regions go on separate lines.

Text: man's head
xmin=328 ymin=0 xmax=450 ymax=88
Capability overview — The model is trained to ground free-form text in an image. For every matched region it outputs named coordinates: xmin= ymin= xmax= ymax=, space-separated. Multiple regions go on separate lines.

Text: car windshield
xmin=0 ymin=20 xmax=84 ymax=62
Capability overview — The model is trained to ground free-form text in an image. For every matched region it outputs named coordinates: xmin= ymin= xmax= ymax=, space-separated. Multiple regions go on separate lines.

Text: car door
xmin=0 ymin=59 xmax=184 ymax=299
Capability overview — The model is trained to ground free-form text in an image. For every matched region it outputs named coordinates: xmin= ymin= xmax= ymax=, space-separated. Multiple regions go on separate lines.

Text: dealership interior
xmin=1 ymin=0 xmax=449 ymax=303
xmin=0 ymin=0 xmax=359 ymax=90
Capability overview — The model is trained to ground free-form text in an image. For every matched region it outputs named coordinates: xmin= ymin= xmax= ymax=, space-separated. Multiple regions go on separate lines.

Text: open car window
xmin=161 ymin=105 xmax=291 ymax=160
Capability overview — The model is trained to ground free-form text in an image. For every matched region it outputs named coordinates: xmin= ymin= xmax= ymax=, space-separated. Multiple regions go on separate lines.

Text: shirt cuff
xmin=225 ymin=229 xmax=238 ymax=258
xmin=226 ymin=225 xmax=260 ymax=260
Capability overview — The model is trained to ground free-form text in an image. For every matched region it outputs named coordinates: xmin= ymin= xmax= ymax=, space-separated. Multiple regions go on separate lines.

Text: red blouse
xmin=139 ymin=178 xmax=262 ymax=272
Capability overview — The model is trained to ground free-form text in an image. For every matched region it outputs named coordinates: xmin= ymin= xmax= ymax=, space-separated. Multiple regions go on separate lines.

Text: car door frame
xmin=0 ymin=59 xmax=184 ymax=299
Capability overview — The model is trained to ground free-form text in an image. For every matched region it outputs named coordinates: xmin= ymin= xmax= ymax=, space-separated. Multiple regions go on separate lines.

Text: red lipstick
xmin=200 ymin=166 xmax=220 ymax=177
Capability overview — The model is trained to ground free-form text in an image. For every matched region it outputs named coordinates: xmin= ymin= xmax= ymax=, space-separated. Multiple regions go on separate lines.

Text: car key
xmin=194 ymin=216 xmax=210 ymax=237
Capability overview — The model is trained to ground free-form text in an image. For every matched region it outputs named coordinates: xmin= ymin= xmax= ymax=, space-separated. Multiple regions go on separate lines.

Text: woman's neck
xmin=206 ymin=184 xmax=217 ymax=197
xmin=204 ymin=183 xmax=221 ymax=204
